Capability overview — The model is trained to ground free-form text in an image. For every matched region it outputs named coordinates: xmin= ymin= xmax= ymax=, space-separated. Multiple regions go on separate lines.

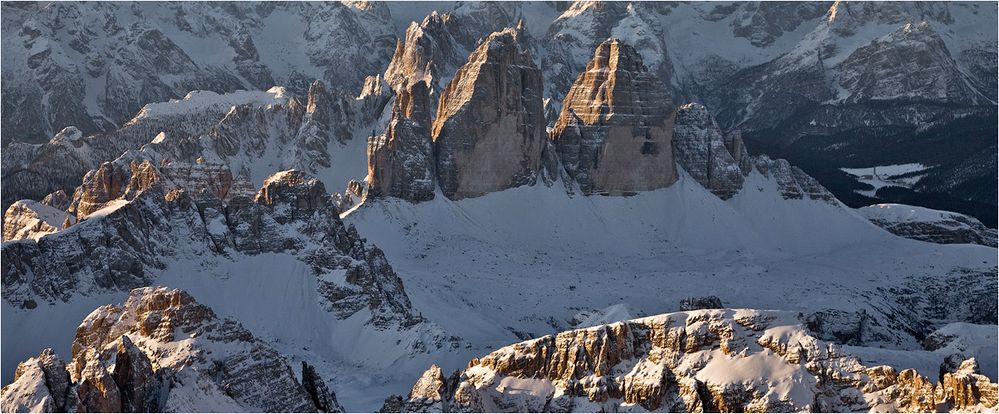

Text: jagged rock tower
xmin=432 ymin=27 xmax=545 ymax=200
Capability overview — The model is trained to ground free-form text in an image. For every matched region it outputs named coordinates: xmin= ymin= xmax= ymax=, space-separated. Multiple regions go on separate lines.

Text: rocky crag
xmin=2 ymin=157 xmax=426 ymax=331
xmin=0 ymin=287 xmax=343 ymax=412
xmin=431 ymin=27 xmax=546 ymax=200
xmin=386 ymin=309 xmax=998 ymax=413
xmin=550 ymin=39 xmax=677 ymax=195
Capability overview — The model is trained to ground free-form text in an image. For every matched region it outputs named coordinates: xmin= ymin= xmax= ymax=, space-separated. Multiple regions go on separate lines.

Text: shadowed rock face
xmin=432 ymin=27 xmax=545 ymax=200
xmin=552 ymin=39 xmax=677 ymax=195
xmin=671 ymin=103 xmax=747 ymax=199
xmin=388 ymin=309 xmax=999 ymax=413
xmin=367 ymin=80 xmax=436 ymax=202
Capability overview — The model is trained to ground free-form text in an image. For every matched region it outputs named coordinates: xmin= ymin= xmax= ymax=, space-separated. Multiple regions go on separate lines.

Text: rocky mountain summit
xmin=551 ymin=39 xmax=677 ymax=195
xmin=1 ymin=3 xmax=996 ymax=412
xmin=0 ymin=287 xmax=342 ymax=412
xmin=432 ymin=27 xmax=545 ymax=199
xmin=386 ymin=309 xmax=998 ymax=412
xmin=671 ymin=103 xmax=749 ymax=199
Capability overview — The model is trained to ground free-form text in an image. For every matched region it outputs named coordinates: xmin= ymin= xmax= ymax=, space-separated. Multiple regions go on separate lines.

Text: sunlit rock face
xmin=551 ymin=39 xmax=678 ymax=195
xmin=383 ymin=12 xmax=467 ymax=94
xmin=0 ymin=287 xmax=333 ymax=413
xmin=387 ymin=309 xmax=999 ymax=413
xmin=367 ymin=79 xmax=436 ymax=202
xmin=2 ymin=200 xmax=71 ymax=241
xmin=431 ymin=27 xmax=546 ymax=200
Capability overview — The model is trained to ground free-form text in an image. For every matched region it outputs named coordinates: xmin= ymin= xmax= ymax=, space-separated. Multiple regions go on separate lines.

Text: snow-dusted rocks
xmin=0 ymin=349 xmax=71 ymax=412
xmin=2 ymin=200 xmax=72 ymax=241
xmin=551 ymin=39 xmax=677 ymax=195
xmin=859 ymin=204 xmax=997 ymax=247
xmin=837 ymin=21 xmax=988 ymax=105
xmin=432 ymin=27 xmax=545 ymax=199
xmin=368 ymin=80 xmax=436 ymax=202
xmin=0 ymin=2 xmax=396 ymax=143
xmin=384 ymin=13 xmax=467 ymax=94
xmin=752 ymin=155 xmax=837 ymax=202
xmin=671 ymin=103 xmax=747 ymax=199
xmin=1 ymin=161 xmax=425 ymax=331
xmin=1 ymin=88 xmax=289 ymax=212
xmin=0 ymin=287 xmax=333 ymax=412
xmin=542 ymin=2 xmax=673 ymax=115
xmin=390 ymin=309 xmax=998 ymax=412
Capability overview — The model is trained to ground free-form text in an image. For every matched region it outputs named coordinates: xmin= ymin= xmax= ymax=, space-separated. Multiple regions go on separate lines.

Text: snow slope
xmin=345 ymin=171 xmax=997 ymax=384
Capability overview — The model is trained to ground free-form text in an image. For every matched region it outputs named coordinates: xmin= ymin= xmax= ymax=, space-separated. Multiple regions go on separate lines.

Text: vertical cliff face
xmin=671 ymin=103 xmax=748 ymax=199
xmin=431 ymin=28 xmax=545 ymax=200
xmin=367 ymin=80 xmax=436 ymax=202
xmin=551 ymin=39 xmax=677 ymax=195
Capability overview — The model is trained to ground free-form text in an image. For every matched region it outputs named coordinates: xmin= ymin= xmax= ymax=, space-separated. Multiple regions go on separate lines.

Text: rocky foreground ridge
xmin=0 ymin=287 xmax=343 ymax=412
xmin=384 ymin=309 xmax=998 ymax=413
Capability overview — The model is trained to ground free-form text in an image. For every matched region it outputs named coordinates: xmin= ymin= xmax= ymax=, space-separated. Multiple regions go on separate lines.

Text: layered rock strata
xmin=432 ymin=28 xmax=545 ymax=200
xmin=551 ymin=39 xmax=678 ymax=195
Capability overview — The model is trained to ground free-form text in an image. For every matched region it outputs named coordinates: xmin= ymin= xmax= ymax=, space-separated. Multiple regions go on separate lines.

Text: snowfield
xmin=341 ymin=171 xmax=997 ymax=407
xmin=2 ymin=169 xmax=995 ymax=411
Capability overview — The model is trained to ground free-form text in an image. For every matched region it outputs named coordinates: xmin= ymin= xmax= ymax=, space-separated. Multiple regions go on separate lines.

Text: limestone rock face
xmin=671 ymin=103 xmax=747 ymax=199
xmin=2 ymin=287 xmax=325 ymax=412
xmin=0 ymin=349 xmax=72 ymax=412
xmin=367 ymin=80 xmax=436 ymax=202
xmin=357 ymin=75 xmax=395 ymax=126
xmin=255 ymin=170 xmax=328 ymax=217
xmin=384 ymin=13 xmax=466 ymax=93
xmin=2 ymin=200 xmax=72 ymax=241
xmin=432 ymin=28 xmax=545 ymax=200
xmin=552 ymin=39 xmax=678 ymax=195
xmin=393 ymin=309 xmax=999 ymax=413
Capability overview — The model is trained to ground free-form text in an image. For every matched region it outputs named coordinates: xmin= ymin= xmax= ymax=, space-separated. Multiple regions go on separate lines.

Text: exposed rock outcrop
xmin=302 ymin=362 xmax=345 ymax=413
xmin=392 ymin=309 xmax=998 ymax=412
xmin=859 ymin=204 xmax=998 ymax=247
xmin=1 ymin=287 xmax=329 ymax=412
xmin=432 ymin=27 xmax=545 ymax=199
xmin=384 ymin=12 xmax=467 ymax=94
xmin=2 ymin=200 xmax=72 ymax=241
xmin=0 ymin=349 xmax=72 ymax=412
xmin=753 ymin=155 xmax=838 ymax=202
xmin=367 ymin=80 xmax=436 ymax=202
xmin=671 ymin=103 xmax=747 ymax=199
xmin=2 ymin=159 xmax=426 ymax=330
xmin=551 ymin=39 xmax=677 ymax=195
xmin=3 ymin=81 xmax=381 ymax=215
